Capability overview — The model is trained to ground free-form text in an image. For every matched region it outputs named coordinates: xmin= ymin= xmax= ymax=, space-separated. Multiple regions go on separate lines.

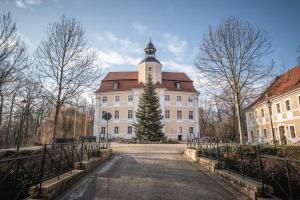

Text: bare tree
xmin=195 ymin=17 xmax=272 ymax=144
xmin=36 ymin=16 xmax=101 ymax=142
xmin=0 ymin=12 xmax=27 ymax=126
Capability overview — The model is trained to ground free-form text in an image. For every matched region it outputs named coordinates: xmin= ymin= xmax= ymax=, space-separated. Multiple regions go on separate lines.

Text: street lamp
xmin=267 ymin=100 xmax=276 ymax=147
xmin=16 ymin=99 xmax=28 ymax=152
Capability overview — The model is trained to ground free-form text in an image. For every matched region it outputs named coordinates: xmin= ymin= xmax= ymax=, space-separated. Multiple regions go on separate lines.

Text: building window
xmin=101 ymin=127 xmax=106 ymax=134
xmin=285 ymin=100 xmax=291 ymax=111
xmin=165 ymin=95 xmax=170 ymax=101
xmin=127 ymin=126 xmax=132 ymax=134
xmin=263 ymin=129 xmax=267 ymax=138
xmin=165 ymin=110 xmax=170 ymax=119
xmin=256 ymin=130 xmax=260 ymax=138
xmin=177 ymin=110 xmax=182 ymax=119
xmin=114 ymin=126 xmax=119 ymax=134
xmin=178 ymin=126 xmax=182 ymax=134
xmin=177 ymin=96 xmax=182 ymax=102
xmin=115 ymin=96 xmax=120 ymax=102
xmin=189 ymin=111 xmax=194 ymax=120
xmin=128 ymin=95 xmax=133 ymax=102
xmin=102 ymin=111 xmax=106 ymax=118
xmin=250 ymin=130 xmax=254 ymax=141
xmin=102 ymin=96 xmax=107 ymax=103
xmin=128 ymin=110 xmax=133 ymax=119
xmin=113 ymin=82 xmax=119 ymax=90
xmin=114 ymin=110 xmax=119 ymax=119
xmin=188 ymin=97 xmax=193 ymax=103
xmin=276 ymin=103 xmax=281 ymax=113
xmin=176 ymin=81 xmax=181 ymax=90
xmin=298 ymin=96 xmax=300 ymax=107
xmin=290 ymin=126 xmax=296 ymax=138
xmin=255 ymin=111 xmax=258 ymax=119
xmin=148 ymin=67 xmax=151 ymax=71
xmin=189 ymin=127 xmax=194 ymax=134
xmin=248 ymin=113 xmax=252 ymax=118
xmin=261 ymin=109 xmax=264 ymax=117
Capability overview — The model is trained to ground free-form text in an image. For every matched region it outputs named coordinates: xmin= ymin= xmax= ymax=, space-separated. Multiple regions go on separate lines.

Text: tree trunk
xmin=234 ymin=93 xmax=244 ymax=145
xmin=0 ymin=92 xmax=3 ymax=126
xmin=53 ymin=102 xmax=61 ymax=143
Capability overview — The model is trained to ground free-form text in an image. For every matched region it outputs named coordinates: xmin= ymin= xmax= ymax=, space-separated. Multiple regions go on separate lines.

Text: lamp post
xmin=267 ymin=100 xmax=276 ymax=147
xmin=16 ymin=99 xmax=28 ymax=152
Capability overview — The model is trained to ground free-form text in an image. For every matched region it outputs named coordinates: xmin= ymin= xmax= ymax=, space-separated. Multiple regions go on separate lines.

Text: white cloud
xmin=163 ymin=33 xmax=187 ymax=59
xmin=132 ymin=23 xmax=147 ymax=33
xmin=94 ymin=49 xmax=140 ymax=69
xmin=95 ymin=31 xmax=142 ymax=53
xmin=15 ymin=0 xmax=41 ymax=8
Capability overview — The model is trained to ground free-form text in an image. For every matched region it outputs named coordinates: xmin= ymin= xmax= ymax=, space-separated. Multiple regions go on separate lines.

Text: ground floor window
xmin=290 ymin=126 xmax=296 ymax=138
xmin=114 ymin=126 xmax=119 ymax=134
xmin=189 ymin=127 xmax=194 ymax=135
xmin=263 ymin=129 xmax=267 ymax=138
xmin=101 ymin=127 xmax=106 ymax=134
xmin=128 ymin=126 xmax=132 ymax=134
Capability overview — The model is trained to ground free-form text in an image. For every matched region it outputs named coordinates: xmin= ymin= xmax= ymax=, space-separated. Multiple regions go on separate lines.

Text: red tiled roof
xmin=248 ymin=64 xmax=300 ymax=108
xmin=95 ymin=71 xmax=198 ymax=93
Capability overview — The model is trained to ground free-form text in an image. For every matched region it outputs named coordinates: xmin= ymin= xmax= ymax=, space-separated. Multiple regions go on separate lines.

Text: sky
xmin=1 ymin=0 xmax=300 ymax=85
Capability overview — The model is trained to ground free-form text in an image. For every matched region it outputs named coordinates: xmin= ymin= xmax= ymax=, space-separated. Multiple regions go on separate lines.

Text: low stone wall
xmin=183 ymin=148 xmax=200 ymax=161
xmin=29 ymin=170 xmax=84 ymax=200
xmin=184 ymin=148 xmax=267 ymax=200
xmin=29 ymin=149 xmax=112 ymax=200
xmin=74 ymin=149 xmax=112 ymax=172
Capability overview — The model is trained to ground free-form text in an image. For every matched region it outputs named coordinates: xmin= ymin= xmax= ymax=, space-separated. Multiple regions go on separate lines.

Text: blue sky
xmin=1 ymin=0 xmax=300 ymax=82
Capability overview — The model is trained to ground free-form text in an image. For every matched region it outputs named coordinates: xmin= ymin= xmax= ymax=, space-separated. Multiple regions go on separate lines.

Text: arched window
xmin=113 ymin=81 xmax=119 ymax=90
xmin=176 ymin=81 xmax=181 ymax=90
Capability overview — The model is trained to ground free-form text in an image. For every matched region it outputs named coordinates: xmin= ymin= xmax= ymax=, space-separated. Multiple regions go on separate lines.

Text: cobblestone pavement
xmin=61 ymin=143 xmax=243 ymax=200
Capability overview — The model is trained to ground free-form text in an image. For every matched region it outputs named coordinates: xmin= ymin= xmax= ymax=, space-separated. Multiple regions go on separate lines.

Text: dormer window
xmin=176 ymin=81 xmax=181 ymax=90
xmin=113 ymin=81 xmax=119 ymax=90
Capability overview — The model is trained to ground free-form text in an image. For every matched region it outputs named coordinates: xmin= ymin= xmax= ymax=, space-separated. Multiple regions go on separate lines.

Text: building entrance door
xmin=279 ymin=126 xmax=287 ymax=145
xmin=178 ymin=135 xmax=182 ymax=141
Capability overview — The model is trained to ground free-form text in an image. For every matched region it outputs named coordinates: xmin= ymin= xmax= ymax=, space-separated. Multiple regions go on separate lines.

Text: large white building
xmin=93 ymin=39 xmax=199 ymax=141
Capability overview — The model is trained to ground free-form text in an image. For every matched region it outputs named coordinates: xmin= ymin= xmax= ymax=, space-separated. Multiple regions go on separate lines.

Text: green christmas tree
xmin=134 ymin=76 xmax=164 ymax=142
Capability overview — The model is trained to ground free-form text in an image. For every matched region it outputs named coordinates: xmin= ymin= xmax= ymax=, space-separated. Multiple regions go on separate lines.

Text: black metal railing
xmin=0 ymin=136 xmax=111 ymax=200
xmin=187 ymin=137 xmax=300 ymax=200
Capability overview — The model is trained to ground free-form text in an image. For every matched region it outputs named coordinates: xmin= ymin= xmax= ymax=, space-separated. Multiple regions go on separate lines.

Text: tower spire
xmin=144 ymin=36 xmax=156 ymax=57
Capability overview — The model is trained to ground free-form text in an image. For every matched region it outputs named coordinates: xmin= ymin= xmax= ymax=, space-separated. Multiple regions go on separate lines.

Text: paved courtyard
xmin=60 ymin=143 xmax=245 ymax=200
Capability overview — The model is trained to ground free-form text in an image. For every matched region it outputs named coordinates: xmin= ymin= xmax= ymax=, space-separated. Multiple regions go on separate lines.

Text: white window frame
xmin=165 ymin=110 xmax=170 ymax=119
xmin=165 ymin=95 xmax=170 ymax=101
xmin=188 ymin=96 xmax=193 ymax=103
xmin=114 ymin=126 xmax=119 ymax=134
xmin=189 ymin=127 xmax=194 ymax=134
xmin=285 ymin=99 xmax=291 ymax=111
xmin=127 ymin=126 xmax=132 ymax=134
xmin=128 ymin=95 xmax=133 ymax=102
xmin=261 ymin=109 xmax=265 ymax=117
xmin=276 ymin=103 xmax=281 ymax=113
xmin=114 ymin=110 xmax=119 ymax=119
xmin=177 ymin=110 xmax=182 ymax=119
xmin=188 ymin=111 xmax=193 ymax=120
xmin=128 ymin=110 xmax=133 ymax=119
xmin=115 ymin=96 xmax=120 ymax=102
xmin=263 ymin=129 xmax=267 ymax=138
xmin=102 ymin=96 xmax=107 ymax=103
xmin=289 ymin=125 xmax=296 ymax=138
xmin=177 ymin=96 xmax=182 ymax=102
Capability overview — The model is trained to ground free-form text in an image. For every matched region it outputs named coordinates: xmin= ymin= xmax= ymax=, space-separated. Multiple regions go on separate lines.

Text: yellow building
xmin=246 ymin=64 xmax=300 ymax=145
xmin=93 ymin=39 xmax=199 ymax=141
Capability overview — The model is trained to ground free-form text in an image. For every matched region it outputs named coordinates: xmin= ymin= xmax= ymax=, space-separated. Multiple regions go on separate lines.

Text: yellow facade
xmin=246 ymin=88 xmax=300 ymax=145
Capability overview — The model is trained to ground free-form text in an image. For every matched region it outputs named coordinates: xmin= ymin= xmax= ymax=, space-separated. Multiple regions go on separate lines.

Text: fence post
xmin=80 ymin=140 xmax=84 ymax=164
xmin=240 ymin=145 xmax=244 ymax=179
xmin=57 ymin=145 xmax=63 ymax=180
xmin=257 ymin=145 xmax=264 ymax=194
xmin=38 ymin=144 xmax=47 ymax=198
xmin=216 ymin=137 xmax=220 ymax=168
xmin=285 ymin=159 xmax=293 ymax=200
